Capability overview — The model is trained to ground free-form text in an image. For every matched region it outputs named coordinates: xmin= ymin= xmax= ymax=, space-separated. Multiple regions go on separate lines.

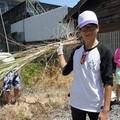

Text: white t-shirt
xmin=62 ymin=43 xmax=113 ymax=112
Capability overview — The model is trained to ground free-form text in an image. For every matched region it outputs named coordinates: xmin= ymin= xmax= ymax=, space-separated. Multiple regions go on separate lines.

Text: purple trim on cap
xmin=79 ymin=20 xmax=98 ymax=28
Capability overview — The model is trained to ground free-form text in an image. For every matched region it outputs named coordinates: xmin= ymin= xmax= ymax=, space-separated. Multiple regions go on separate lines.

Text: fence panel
xmin=98 ymin=31 xmax=120 ymax=55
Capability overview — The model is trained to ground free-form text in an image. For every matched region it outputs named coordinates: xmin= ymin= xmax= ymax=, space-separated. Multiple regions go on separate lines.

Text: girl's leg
xmin=12 ymin=71 xmax=21 ymax=105
xmin=87 ymin=111 xmax=99 ymax=120
xmin=71 ymin=106 xmax=86 ymax=120
xmin=4 ymin=91 xmax=11 ymax=105
xmin=14 ymin=88 xmax=19 ymax=104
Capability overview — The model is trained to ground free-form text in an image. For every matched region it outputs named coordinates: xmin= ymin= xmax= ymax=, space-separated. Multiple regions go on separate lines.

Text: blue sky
xmin=39 ymin=0 xmax=80 ymax=7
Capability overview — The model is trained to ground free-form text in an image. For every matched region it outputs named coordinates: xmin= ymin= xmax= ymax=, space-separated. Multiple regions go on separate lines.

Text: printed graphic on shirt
xmin=87 ymin=60 xmax=96 ymax=70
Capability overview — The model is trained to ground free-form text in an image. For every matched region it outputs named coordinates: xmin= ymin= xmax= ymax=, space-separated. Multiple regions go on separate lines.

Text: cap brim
xmin=79 ymin=20 xmax=98 ymax=28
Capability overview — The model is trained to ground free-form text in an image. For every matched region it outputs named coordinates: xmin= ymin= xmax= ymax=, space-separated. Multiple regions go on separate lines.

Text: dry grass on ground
xmin=0 ymin=69 xmax=73 ymax=120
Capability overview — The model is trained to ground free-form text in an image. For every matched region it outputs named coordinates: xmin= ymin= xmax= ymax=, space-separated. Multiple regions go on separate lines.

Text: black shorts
xmin=71 ymin=106 xmax=99 ymax=120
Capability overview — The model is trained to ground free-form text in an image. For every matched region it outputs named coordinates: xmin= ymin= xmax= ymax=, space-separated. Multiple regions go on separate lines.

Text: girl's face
xmin=79 ymin=24 xmax=99 ymax=43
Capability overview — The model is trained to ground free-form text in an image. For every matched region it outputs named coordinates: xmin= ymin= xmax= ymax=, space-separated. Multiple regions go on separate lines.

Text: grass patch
xmin=20 ymin=62 xmax=42 ymax=85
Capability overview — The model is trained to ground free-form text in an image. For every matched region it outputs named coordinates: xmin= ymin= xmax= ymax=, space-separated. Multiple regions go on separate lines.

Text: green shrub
xmin=20 ymin=63 xmax=42 ymax=85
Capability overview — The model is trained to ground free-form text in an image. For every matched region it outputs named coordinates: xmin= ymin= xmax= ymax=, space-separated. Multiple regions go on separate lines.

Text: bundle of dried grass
xmin=0 ymin=39 xmax=79 ymax=80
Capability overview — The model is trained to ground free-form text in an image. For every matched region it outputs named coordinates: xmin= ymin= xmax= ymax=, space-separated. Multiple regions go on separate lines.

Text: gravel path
xmin=53 ymin=104 xmax=120 ymax=120
xmin=109 ymin=104 xmax=120 ymax=120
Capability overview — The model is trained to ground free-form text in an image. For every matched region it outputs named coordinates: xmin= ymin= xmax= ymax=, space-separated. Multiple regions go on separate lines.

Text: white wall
xmin=11 ymin=6 xmax=74 ymax=42
xmin=11 ymin=20 xmax=24 ymax=33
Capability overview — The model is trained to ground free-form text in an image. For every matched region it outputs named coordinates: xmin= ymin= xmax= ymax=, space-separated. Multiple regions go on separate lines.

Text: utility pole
xmin=0 ymin=8 xmax=9 ymax=52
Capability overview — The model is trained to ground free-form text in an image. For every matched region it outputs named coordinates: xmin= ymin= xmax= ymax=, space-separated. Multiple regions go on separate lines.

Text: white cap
xmin=78 ymin=10 xmax=98 ymax=28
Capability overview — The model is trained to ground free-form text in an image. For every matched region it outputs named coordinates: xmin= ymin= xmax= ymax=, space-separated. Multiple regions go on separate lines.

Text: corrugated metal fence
xmin=97 ymin=30 xmax=120 ymax=55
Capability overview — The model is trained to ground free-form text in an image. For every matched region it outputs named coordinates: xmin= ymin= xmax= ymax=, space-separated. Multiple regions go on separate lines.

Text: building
xmin=11 ymin=6 xmax=74 ymax=42
xmin=64 ymin=0 xmax=120 ymax=54
xmin=0 ymin=0 xmax=73 ymax=52
xmin=0 ymin=0 xmax=20 ymax=14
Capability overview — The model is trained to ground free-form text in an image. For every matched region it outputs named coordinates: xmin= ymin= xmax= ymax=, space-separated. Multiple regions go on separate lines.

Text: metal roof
xmin=63 ymin=0 xmax=87 ymax=22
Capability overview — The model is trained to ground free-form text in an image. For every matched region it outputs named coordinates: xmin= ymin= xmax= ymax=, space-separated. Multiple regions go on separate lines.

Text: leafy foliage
xmin=20 ymin=63 xmax=41 ymax=85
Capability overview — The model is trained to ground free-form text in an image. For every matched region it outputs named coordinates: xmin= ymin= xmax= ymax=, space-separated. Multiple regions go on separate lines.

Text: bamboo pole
xmin=0 ymin=8 xmax=9 ymax=52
